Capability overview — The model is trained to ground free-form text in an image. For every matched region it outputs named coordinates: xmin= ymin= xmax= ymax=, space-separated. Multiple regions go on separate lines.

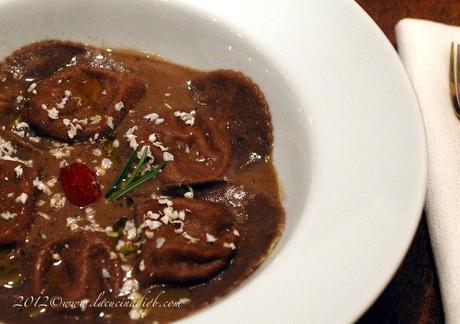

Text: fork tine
xmin=450 ymin=43 xmax=460 ymax=117
xmin=449 ymin=43 xmax=455 ymax=105
xmin=456 ymin=44 xmax=460 ymax=116
xmin=450 ymin=42 xmax=455 ymax=90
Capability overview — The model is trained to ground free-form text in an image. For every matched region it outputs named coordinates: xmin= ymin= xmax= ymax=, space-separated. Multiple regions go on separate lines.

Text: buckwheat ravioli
xmin=0 ymin=40 xmax=284 ymax=323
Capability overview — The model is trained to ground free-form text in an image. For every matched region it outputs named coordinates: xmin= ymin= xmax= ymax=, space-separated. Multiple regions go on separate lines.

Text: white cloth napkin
xmin=396 ymin=19 xmax=460 ymax=323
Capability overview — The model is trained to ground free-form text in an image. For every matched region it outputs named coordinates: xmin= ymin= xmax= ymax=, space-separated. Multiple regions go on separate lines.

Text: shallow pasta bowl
xmin=0 ymin=0 xmax=427 ymax=322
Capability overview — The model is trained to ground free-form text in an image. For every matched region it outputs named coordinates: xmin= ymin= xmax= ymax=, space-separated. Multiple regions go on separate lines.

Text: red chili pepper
xmin=59 ymin=163 xmax=101 ymax=207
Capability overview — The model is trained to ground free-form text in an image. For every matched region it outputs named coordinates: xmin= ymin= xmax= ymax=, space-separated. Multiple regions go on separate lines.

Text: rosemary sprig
xmin=104 ymin=149 xmax=137 ymax=199
xmin=107 ymin=162 xmax=165 ymax=201
xmin=105 ymin=146 xmax=165 ymax=201
xmin=124 ymin=146 xmax=148 ymax=188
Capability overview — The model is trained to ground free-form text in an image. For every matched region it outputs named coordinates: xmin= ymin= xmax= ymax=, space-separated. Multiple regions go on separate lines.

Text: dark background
xmin=355 ymin=0 xmax=460 ymax=323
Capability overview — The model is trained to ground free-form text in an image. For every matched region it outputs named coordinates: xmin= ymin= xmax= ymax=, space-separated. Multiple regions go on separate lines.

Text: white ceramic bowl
xmin=0 ymin=0 xmax=427 ymax=323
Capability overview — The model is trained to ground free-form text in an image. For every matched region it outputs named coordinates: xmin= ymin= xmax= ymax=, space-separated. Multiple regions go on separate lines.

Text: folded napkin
xmin=396 ymin=19 xmax=460 ymax=323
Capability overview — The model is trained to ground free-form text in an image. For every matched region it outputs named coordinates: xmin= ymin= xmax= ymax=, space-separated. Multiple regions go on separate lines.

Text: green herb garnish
xmin=101 ymin=138 xmax=121 ymax=165
xmin=106 ymin=230 xmax=119 ymax=238
xmin=11 ymin=114 xmax=22 ymax=128
xmin=105 ymin=146 xmax=165 ymax=201
xmin=106 ymin=217 xmax=128 ymax=237
xmin=105 ymin=149 xmax=137 ymax=199
xmin=120 ymin=243 xmax=138 ymax=256
xmin=124 ymin=146 xmax=149 ymax=188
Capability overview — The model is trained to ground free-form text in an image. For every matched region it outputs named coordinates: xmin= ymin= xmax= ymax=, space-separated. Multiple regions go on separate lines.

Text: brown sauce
xmin=0 ymin=40 xmax=284 ymax=323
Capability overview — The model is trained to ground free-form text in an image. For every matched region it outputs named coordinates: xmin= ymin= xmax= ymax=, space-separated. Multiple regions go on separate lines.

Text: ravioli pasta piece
xmin=191 ymin=70 xmax=273 ymax=169
xmin=195 ymin=182 xmax=284 ymax=256
xmin=136 ymin=198 xmax=237 ymax=285
xmin=0 ymin=41 xmax=86 ymax=111
xmin=136 ymin=110 xmax=231 ymax=186
xmin=3 ymin=40 xmax=86 ymax=82
xmin=30 ymin=233 xmax=122 ymax=307
xmin=26 ymin=65 xmax=146 ymax=142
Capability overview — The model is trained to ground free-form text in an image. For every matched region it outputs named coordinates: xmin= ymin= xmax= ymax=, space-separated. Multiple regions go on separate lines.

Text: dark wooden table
xmin=355 ymin=1 xmax=460 ymax=323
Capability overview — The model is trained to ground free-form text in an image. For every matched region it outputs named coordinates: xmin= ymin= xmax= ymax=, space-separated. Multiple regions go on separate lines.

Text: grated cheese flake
xmin=114 ymin=101 xmax=125 ymax=111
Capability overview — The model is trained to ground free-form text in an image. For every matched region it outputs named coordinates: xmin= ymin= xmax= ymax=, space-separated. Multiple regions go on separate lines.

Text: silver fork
xmin=449 ymin=43 xmax=460 ymax=117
